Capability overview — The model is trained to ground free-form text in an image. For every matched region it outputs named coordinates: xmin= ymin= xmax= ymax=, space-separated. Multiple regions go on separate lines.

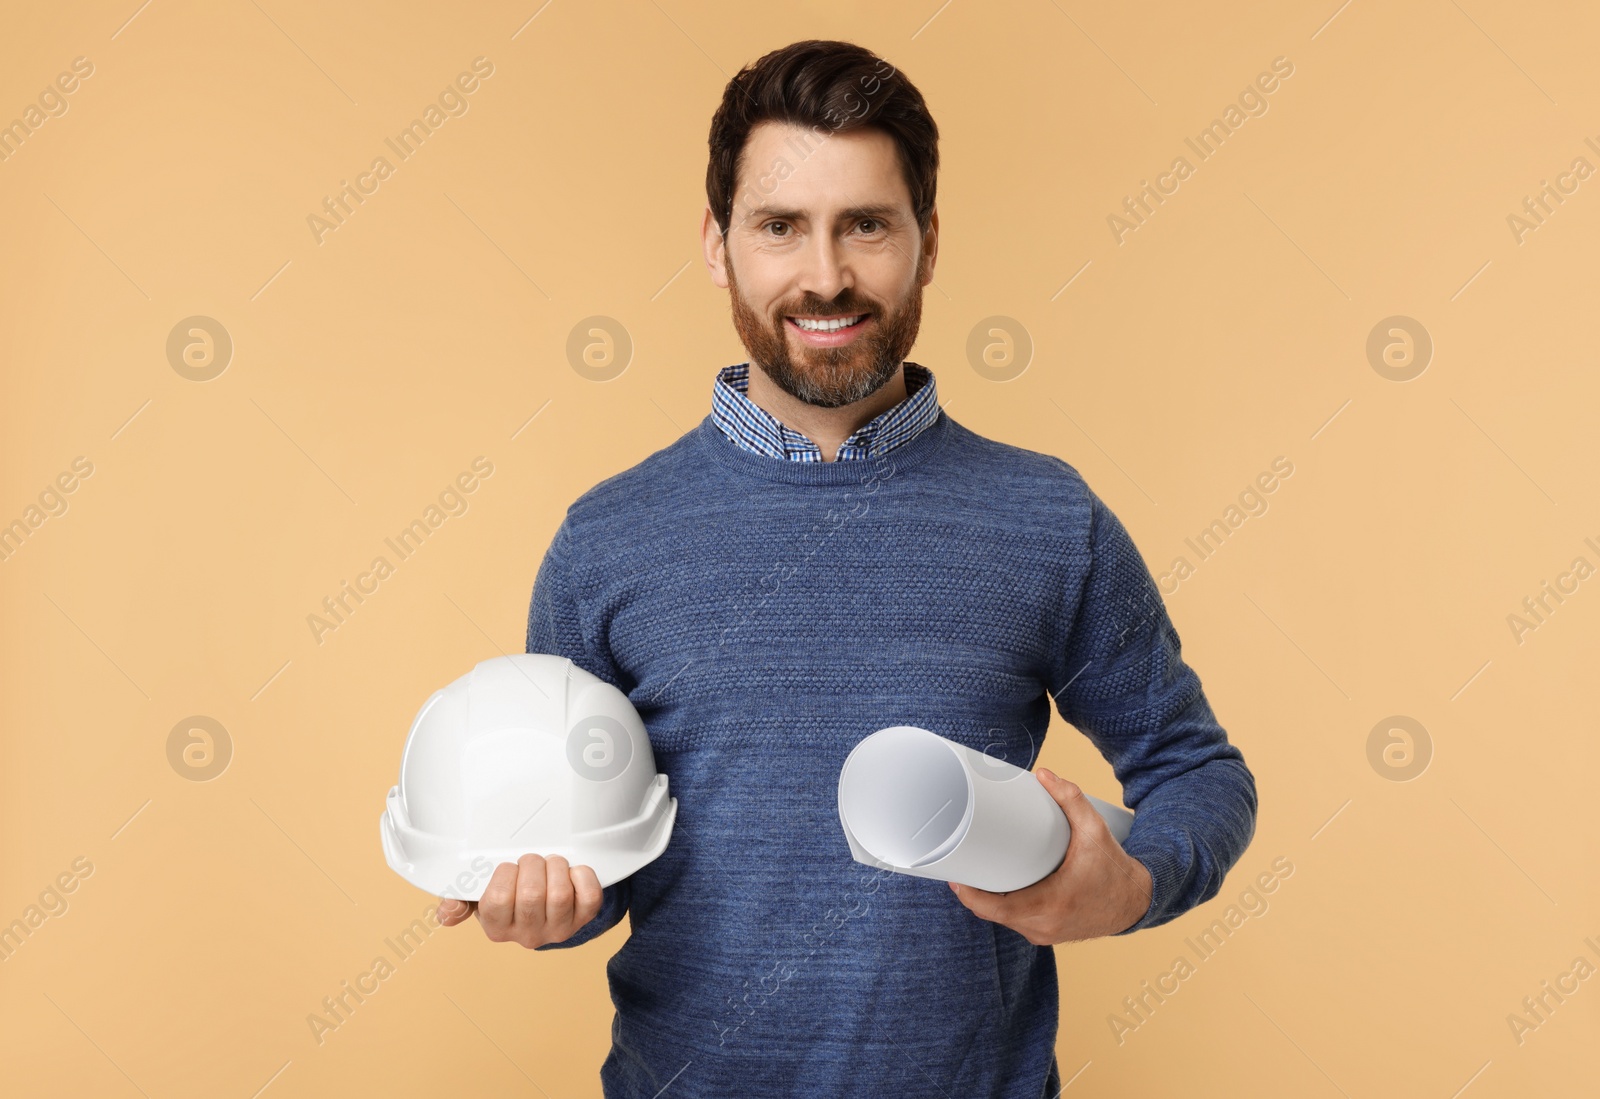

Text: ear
xmin=918 ymin=206 xmax=939 ymax=286
xmin=702 ymin=204 xmax=730 ymax=289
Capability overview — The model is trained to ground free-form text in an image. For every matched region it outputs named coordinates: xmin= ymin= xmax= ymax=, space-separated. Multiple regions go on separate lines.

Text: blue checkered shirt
xmin=711 ymin=361 xmax=940 ymax=461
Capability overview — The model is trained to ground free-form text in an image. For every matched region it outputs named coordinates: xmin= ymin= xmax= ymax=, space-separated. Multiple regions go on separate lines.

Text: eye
xmin=763 ymin=221 xmax=791 ymax=238
xmin=857 ymin=218 xmax=884 ymax=234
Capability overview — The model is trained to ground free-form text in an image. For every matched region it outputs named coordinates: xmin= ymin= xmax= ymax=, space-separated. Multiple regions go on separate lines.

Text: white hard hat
xmin=380 ymin=653 xmax=677 ymax=900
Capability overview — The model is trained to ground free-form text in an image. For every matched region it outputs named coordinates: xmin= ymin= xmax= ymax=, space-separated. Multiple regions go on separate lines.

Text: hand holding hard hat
xmin=436 ymin=853 xmax=604 ymax=949
xmin=381 ymin=654 xmax=678 ymax=945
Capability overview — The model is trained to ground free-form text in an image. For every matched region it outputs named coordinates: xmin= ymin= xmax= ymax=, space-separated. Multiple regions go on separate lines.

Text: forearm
xmin=1114 ymin=754 xmax=1257 ymax=934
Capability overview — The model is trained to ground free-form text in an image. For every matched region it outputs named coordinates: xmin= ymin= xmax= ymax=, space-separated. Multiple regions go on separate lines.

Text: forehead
xmin=735 ymin=120 xmax=911 ymax=219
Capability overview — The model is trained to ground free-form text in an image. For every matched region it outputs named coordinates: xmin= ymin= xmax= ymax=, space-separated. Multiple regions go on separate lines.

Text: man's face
xmin=705 ymin=121 xmax=937 ymax=409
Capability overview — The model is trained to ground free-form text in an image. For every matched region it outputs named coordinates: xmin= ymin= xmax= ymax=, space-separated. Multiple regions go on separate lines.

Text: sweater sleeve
xmin=1050 ymin=483 xmax=1257 ymax=935
xmin=526 ymin=517 xmax=632 ymax=951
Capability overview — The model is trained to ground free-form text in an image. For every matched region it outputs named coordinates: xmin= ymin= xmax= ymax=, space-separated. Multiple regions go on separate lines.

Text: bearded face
xmin=725 ymin=251 xmax=925 ymax=409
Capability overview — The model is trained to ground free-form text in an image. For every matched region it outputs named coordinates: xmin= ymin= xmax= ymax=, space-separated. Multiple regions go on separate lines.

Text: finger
xmin=543 ymin=854 xmax=577 ymax=934
xmin=513 ymin=853 xmax=549 ymax=939
xmin=949 ymin=879 xmax=1011 ymax=921
xmin=478 ymin=861 xmax=522 ymax=939
xmin=437 ymin=898 xmax=477 ymax=926
xmin=570 ymin=864 xmax=603 ymax=926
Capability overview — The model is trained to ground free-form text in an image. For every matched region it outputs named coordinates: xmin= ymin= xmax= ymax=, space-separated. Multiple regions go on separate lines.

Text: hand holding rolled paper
xmin=947 ymin=766 xmax=1154 ymax=945
xmin=836 ymin=725 xmax=1153 ymax=944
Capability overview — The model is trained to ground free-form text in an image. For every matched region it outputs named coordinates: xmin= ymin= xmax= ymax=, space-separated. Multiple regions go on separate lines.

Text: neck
xmin=744 ymin=362 xmax=909 ymax=462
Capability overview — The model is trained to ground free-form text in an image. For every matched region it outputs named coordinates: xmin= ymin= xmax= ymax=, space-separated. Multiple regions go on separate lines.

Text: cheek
xmin=739 ymin=287 xmax=784 ymax=323
xmin=859 ymin=272 xmax=905 ymax=307
xmin=732 ymin=274 xmax=784 ymax=318
xmin=731 ymin=250 xmax=787 ymax=290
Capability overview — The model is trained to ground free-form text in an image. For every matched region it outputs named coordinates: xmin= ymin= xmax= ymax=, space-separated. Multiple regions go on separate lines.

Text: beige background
xmin=3 ymin=0 xmax=1597 ymax=1095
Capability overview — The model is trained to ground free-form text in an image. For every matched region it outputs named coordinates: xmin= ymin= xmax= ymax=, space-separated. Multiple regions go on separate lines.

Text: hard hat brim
xmin=381 ymin=776 xmax=676 ymax=900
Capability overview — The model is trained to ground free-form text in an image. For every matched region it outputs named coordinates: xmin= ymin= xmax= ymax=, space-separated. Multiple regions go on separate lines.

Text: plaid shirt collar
xmin=710 ymin=362 xmax=940 ymax=462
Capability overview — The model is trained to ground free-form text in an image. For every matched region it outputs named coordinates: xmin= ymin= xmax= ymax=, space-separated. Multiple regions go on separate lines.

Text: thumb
xmin=437 ymin=898 xmax=476 ymax=925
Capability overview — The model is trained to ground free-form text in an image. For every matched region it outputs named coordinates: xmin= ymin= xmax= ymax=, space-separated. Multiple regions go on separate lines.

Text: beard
xmin=725 ymin=254 xmax=924 ymax=409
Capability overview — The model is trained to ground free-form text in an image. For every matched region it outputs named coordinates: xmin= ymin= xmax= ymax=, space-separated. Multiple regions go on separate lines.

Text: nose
xmin=796 ymin=231 xmax=853 ymax=307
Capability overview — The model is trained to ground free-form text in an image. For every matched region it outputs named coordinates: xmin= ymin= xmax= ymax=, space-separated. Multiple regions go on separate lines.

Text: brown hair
xmin=705 ymin=40 xmax=939 ymax=240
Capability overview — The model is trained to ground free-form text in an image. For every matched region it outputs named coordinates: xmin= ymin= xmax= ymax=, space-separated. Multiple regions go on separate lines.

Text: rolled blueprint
xmin=837 ymin=725 xmax=1135 ymax=893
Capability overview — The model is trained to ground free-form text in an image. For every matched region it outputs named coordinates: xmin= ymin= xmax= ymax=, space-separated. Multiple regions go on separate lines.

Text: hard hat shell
xmin=381 ymin=653 xmax=676 ymax=900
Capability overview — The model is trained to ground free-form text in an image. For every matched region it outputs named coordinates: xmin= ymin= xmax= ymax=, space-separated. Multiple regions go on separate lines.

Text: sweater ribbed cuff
xmin=1113 ymin=833 xmax=1189 ymax=936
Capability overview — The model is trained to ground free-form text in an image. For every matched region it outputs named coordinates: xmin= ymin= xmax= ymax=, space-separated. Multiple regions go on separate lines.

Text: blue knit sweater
xmin=525 ymin=408 xmax=1257 ymax=1098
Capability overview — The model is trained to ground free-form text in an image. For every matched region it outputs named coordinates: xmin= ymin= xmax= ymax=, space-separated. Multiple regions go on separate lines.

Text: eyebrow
xmin=741 ymin=204 xmax=903 ymax=224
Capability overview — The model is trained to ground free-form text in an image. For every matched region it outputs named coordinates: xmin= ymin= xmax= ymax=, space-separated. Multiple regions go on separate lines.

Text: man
xmin=439 ymin=39 xmax=1256 ymax=1098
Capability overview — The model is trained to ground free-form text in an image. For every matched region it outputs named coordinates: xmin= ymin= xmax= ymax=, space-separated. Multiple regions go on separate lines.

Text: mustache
xmin=781 ymin=300 xmax=874 ymax=318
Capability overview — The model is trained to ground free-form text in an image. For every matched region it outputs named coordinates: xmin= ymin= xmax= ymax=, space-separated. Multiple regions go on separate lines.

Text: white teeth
xmin=792 ymin=314 xmax=865 ymax=332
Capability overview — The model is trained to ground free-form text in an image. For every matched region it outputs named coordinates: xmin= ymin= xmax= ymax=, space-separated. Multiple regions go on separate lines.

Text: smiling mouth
xmin=787 ymin=313 xmax=870 ymax=332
